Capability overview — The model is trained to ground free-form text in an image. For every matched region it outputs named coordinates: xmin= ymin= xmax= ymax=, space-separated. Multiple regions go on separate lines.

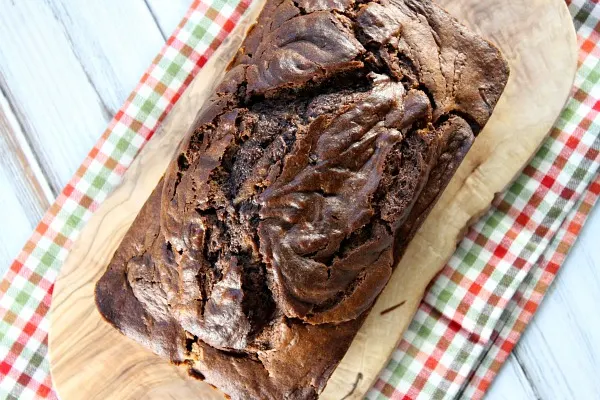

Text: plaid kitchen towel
xmin=0 ymin=0 xmax=598 ymax=399
xmin=368 ymin=0 xmax=600 ymax=397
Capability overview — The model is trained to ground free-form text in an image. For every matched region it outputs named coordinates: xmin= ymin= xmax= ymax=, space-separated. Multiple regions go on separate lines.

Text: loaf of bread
xmin=95 ymin=0 xmax=509 ymax=398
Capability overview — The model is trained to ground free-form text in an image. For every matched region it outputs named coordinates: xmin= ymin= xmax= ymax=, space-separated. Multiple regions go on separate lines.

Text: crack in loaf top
xmin=95 ymin=0 xmax=508 ymax=398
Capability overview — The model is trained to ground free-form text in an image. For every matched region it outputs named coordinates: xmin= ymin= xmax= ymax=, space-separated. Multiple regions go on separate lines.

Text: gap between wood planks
xmin=487 ymin=203 xmax=600 ymax=400
xmin=510 ymin=201 xmax=600 ymax=400
xmin=0 ymin=78 xmax=55 ymax=205
xmin=0 ymin=0 xmax=181 ymax=274
xmin=0 ymin=0 xmax=189 ymax=201
xmin=1 ymin=1 xmax=598 ymax=399
xmin=143 ymin=0 xmax=169 ymax=40
xmin=0 ymin=76 xmax=55 ymax=273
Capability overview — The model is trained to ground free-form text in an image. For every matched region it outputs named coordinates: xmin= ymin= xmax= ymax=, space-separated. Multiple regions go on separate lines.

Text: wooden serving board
xmin=49 ymin=0 xmax=577 ymax=399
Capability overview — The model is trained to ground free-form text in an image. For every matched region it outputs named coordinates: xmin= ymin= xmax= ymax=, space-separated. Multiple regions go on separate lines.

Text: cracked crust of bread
xmin=95 ymin=0 xmax=509 ymax=398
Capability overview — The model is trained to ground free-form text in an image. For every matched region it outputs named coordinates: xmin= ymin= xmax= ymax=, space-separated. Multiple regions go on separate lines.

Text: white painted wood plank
xmin=0 ymin=163 xmax=41 ymax=277
xmin=145 ymin=0 xmax=192 ymax=39
xmin=509 ymin=201 xmax=600 ymax=400
xmin=0 ymin=88 xmax=54 ymax=210
xmin=486 ymin=354 xmax=538 ymax=400
xmin=44 ymin=0 xmax=166 ymax=113
xmin=0 ymin=1 xmax=104 ymax=193
xmin=0 ymin=90 xmax=53 ymax=277
xmin=0 ymin=0 xmax=165 ymax=193
xmin=0 ymin=1 xmax=598 ymax=398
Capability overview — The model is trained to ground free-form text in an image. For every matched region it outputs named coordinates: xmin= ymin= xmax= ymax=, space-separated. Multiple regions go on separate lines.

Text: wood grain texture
xmin=324 ymin=0 xmax=578 ymax=396
xmin=145 ymin=0 xmax=192 ymax=39
xmin=42 ymin=0 xmax=165 ymax=113
xmin=47 ymin=1 xmax=578 ymax=399
xmin=49 ymin=2 xmax=267 ymax=399
xmin=0 ymin=83 xmax=54 ymax=274
xmin=486 ymin=195 xmax=600 ymax=400
xmin=0 ymin=0 xmax=164 ymax=193
xmin=503 ymin=203 xmax=600 ymax=399
xmin=485 ymin=354 xmax=539 ymax=400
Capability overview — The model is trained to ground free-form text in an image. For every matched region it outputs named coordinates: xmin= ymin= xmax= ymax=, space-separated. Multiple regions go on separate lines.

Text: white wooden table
xmin=0 ymin=1 xmax=598 ymax=399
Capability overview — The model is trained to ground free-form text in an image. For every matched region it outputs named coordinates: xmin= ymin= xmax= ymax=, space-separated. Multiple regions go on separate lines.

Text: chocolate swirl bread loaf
xmin=95 ymin=0 xmax=509 ymax=398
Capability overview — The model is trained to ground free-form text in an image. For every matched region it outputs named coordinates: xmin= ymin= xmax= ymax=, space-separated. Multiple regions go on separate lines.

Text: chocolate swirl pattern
xmin=95 ymin=0 xmax=508 ymax=398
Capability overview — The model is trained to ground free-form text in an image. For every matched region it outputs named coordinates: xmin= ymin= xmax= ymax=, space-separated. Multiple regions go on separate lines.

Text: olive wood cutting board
xmin=49 ymin=0 xmax=577 ymax=398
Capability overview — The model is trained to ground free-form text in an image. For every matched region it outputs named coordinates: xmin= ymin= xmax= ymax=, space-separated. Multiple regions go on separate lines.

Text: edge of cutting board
xmin=324 ymin=0 xmax=578 ymax=397
xmin=49 ymin=0 xmax=578 ymax=399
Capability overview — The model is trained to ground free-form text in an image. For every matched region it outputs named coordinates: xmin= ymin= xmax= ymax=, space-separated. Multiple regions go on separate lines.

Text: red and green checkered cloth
xmin=0 ymin=0 xmax=598 ymax=398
